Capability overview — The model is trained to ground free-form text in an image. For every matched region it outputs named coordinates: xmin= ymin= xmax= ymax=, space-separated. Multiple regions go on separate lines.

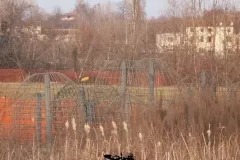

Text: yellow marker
xmin=81 ymin=77 xmax=89 ymax=82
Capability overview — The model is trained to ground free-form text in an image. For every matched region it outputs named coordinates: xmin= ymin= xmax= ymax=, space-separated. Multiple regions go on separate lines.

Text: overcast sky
xmin=35 ymin=0 xmax=168 ymax=18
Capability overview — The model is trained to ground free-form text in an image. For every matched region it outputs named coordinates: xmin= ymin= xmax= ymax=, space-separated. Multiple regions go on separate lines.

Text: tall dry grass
xmin=1 ymin=89 xmax=240 ymax=160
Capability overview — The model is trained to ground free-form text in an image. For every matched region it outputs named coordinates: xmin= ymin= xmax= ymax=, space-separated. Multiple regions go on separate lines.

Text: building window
xmin=168 ymin=37 xmax=174 ymax=42
xmin=208 ymin=28 xmax=212 ymax=33
xmin=190 ymin=36 xmax=194 ymax=44
xmin=199 ymin=48 xmax=205 ymax=52
xmin=200 ymin=36 xmax=204 ymax=42
xmin=226 ymin=36 xmax=232 ymax=43
xmin=200 ymin=28 xmax=204 ymax=32
xmin=227 ymin=28 xmax=232 ymax=33
xmin=190 ymin=27 xmax=194 ymax=32
xmin=207 ymin=36 xmax=212 ymax=43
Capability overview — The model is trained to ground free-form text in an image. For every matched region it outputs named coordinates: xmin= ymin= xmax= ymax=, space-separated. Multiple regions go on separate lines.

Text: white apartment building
xmin=156 ymin=33 xmax=184 ymax=52
xmin=157 ymin=23 xmax=239 ymax=57
xmin=61 ymin=13 xmax=76 ymax=21
xmin=21 ymin=26 xmax=48 ymax=41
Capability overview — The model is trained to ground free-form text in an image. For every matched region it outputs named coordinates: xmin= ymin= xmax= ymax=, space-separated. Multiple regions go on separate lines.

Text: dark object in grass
xmin=104 ymin=153 xmax=134 ymax=160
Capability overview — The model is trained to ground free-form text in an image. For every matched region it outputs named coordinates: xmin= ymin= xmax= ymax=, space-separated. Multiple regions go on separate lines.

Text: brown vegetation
xmin=0 ymin=89 xmax=240 ymax=159
xmin=1 ymin=0 xmax=240 ymax=159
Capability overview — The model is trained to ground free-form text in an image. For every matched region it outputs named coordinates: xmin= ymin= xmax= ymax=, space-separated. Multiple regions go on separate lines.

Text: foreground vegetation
xmin=0 ymin=89 xmax=239 ymax=160
xmin=1 ymin=0 xmax=240 ymax=158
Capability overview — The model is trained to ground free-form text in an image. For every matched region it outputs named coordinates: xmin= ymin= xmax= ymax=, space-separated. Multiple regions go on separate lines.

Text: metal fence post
xmin=120 ymin=61 xmax=129 ymax=122
xmin=121 ymin=61 xmax=127 ymax=95
xmin=149 ymin=59 xmax=155 ymax=104
xmin=200 ymin=71 xmax=207 ymax=89
xmin=79 ymin=87 xmax=93 ymax=123
xmin=44 ymin=73 xmax=52 ymax=145
xmin=36 ymin=92 xmax=42 ymax=147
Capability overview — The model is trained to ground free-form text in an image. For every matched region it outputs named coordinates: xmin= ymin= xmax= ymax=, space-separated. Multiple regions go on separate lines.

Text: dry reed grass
xmin=0 ymin=89 xmax=240 ymax=160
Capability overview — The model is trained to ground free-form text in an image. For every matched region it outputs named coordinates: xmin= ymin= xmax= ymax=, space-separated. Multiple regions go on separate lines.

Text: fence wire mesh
xmin=0 ymin=58 xmax=238 ymax=144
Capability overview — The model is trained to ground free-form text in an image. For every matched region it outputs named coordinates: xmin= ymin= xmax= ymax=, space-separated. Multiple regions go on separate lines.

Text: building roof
xmin=61 ymin=12 xmax=77 ymax=21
